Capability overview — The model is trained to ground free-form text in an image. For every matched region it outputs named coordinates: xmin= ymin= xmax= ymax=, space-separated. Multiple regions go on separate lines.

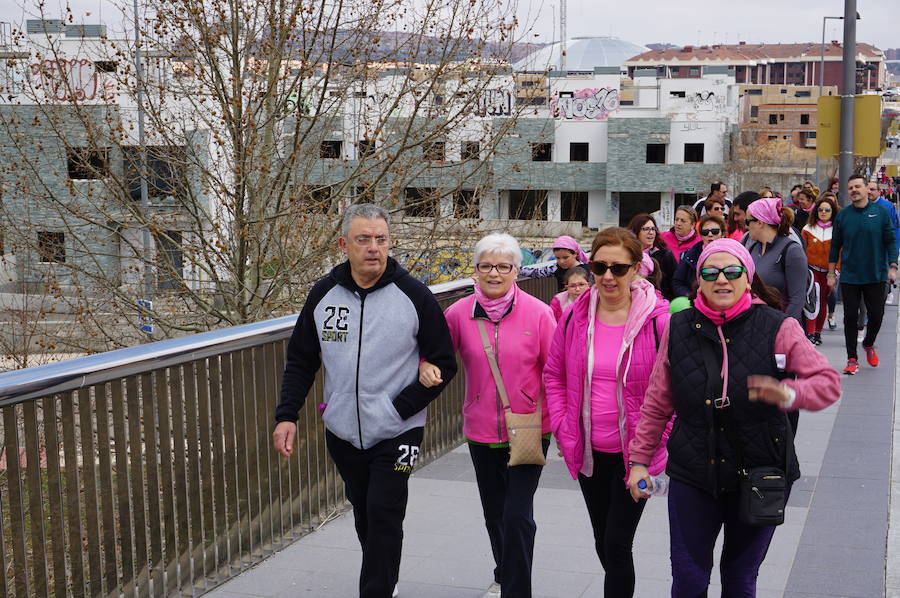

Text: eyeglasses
xmin=640 ymin=226 xmax=658 ymax=233
xmin=351 ymin=235 xmax=389 ymax=246
xmin=699 ymin=265 xmax=747 ymax=281
xmin=744 ymin=218 xmax=758 ymax=225
xmin=589 ymin=261 xmax=635 ymax=277
xmin=566 ymin=282 xmax=589 ymax=289
xmin=817 ymin=207 xmax=833 ymax=212
xmin=710 ymin=206 xmax=725 ymax=212
xmin=476 ymin=262 xmax=516 ymax=274
xmin=700 ymin=228 xmax=722 ymax=236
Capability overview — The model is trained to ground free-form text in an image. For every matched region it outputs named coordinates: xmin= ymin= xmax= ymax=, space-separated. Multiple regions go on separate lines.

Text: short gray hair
xmin=473 ymin=233 xmax=522 ymax=267
xmin=342 ymin=203 xmax=390 ymax=237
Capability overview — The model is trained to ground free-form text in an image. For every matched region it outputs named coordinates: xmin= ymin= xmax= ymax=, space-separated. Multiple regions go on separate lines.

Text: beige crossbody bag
xmin=476 ymin=320 xmax=546 ymax=466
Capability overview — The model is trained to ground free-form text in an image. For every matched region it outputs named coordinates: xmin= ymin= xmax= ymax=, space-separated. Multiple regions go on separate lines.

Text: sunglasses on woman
xmin=589 ymin=261 xmax=635 ymax=277
xmin=700 ymin=228 xmax=722 ymax=236
xmin=699 ymin=265 xmax=747 ymax=281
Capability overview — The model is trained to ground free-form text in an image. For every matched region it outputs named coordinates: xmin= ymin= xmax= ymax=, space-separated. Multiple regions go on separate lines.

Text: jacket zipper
xmin=494 ymin=321 xmax=503 ymax=442
xmin=356 ymin=293 xmax=366 ymax=448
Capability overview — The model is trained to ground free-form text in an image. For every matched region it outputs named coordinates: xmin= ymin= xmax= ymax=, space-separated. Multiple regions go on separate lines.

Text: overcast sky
xmin=0 ymin=0 xmax=897 ymax=50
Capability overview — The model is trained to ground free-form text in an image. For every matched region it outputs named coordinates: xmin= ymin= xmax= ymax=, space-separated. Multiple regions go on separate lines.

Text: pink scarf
xmin=693 ymin=291 xmax=753 ymax=409
xmin=694 ymin=290 xmax=752 ymax=325
xmin=473 ymin=283 xmax=517 ymax=322
xmin=674 ymin=228 xmax=696 ymax=243
xmin=817 ymin=220 xmax=833 ymax=228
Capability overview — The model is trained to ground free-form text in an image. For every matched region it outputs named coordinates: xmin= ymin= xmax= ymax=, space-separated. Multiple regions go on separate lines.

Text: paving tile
xmin=791 ymin=544 xmax=884 ymax=577
xmin=785 ymin=565 xmax=883 ymax=597
xmin=803 ymin=476 xmax=890 ymax=512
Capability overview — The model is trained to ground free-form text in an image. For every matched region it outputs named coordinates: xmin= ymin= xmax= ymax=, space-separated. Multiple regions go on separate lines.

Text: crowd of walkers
xmin=269 ymin=181 xmax=898 ymax=596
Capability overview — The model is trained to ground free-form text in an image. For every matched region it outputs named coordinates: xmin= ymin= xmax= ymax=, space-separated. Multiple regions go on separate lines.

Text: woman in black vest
xmin=624 ymin=239 xmax=840 ymax=597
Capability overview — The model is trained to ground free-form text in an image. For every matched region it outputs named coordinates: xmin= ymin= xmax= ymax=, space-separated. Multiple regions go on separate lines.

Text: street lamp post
xmin=838 ymin=0 xmax=858 ymax=207
xmin=816 ymin=15 xmax=846 ymax=191
xmin=816 ymin=11 xmax=859 ymax=193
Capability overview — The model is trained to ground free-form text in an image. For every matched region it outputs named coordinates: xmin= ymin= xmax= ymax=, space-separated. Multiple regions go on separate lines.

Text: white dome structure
xmin=514 ymin=36 xmax=649 ymax=73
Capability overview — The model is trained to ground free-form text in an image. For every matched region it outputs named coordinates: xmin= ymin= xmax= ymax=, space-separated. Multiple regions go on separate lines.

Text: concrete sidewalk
xmin=208 ymin=305 xmax=898 ymax=598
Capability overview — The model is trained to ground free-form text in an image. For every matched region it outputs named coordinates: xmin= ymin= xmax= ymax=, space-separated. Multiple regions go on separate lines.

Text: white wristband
xmin=781 ymin=384 xmax=797 ymax=409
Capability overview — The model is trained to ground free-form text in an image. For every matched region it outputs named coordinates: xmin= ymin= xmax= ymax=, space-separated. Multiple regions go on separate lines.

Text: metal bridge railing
xmin=0 ymin=275 xmax=556 ymax=597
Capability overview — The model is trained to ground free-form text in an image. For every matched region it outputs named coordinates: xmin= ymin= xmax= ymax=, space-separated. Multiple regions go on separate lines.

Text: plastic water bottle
xmin=637 ymin=473 xmax=670 ymax=497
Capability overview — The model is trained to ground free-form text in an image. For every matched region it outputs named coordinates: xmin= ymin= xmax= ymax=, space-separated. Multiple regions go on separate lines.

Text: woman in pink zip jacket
xmin=419 ymin=233 xmax=556 ymax=598
xmin=626 ymin=238 xmax=841 ymax=597
xmin=659 ymin=205 xmax=701 ymax=263
xmin=543 ymin=227 xmax=671 ymax=597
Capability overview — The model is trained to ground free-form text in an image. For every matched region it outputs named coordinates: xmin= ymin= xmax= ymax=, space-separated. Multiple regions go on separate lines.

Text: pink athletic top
xmin=590 ymin=321 xmax=625 ymax=453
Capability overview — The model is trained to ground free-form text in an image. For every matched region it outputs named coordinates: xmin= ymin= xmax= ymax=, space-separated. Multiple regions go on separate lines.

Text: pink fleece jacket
xmin=550 ymin=290 xmax=578 ymax=322
xmin=659 ymin=230 xmax=701 ymax=263
xmin=544 ymin=278 xmax=672 ymax=481
xmin=628 ymin=316 xmax=842 ymax=466
xmin=444 ymin=286 xmax=557 ymax=443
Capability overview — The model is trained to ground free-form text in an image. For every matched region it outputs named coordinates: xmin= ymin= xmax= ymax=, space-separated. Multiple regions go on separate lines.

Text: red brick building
xmin=625 ymin=42 xmax=885 ymax=92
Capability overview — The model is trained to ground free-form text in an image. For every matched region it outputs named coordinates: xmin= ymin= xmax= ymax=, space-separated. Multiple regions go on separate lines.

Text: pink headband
xmin=553 ymin=235 xmax=589 ymax=263
xmin=747 ymin=197 xmax=783 ymax=227
xmin=696 ymin=238 xmax=755 ymax=282
xmin=638 ymin=253 xmax=655 ymax=277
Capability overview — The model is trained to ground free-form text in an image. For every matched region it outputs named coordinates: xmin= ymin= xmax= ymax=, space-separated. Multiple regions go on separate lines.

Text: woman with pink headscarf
xmin=744 ymin=197 xmax=809 ymax=325
xmin=519 ymin=235 xmax=589 ymax=291
xmin=627 ymin=238 xmax=840 ymax=598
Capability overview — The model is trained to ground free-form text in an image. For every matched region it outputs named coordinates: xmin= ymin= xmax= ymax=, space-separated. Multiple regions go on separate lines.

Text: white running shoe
xmin=483 ymin=581 xmax=501 ymax=598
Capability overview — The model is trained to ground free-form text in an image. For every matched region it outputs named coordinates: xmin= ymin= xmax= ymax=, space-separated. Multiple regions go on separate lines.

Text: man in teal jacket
xmin=828 ymin=174 xmax=899 ymax=375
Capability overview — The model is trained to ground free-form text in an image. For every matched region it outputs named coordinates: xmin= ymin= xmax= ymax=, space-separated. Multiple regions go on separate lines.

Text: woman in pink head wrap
xmin=627 ymin=238 xmax=840 ymax=598
xmin=519 ymin=234 xmax=589 ymax=291
xmin=744 ymin=197 xmax=809 ymax=325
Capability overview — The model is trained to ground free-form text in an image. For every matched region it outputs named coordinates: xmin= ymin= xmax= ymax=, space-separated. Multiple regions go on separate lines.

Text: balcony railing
xmin=0 ymin=275 xmax=555 ymax=597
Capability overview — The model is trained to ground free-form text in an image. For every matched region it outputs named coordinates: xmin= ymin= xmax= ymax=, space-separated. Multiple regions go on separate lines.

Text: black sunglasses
xmin=699 ymin=266 xmax=747 ymax=281
xmin=744 ymin=218 xmax=758 ymax=224
xmin=589 ymin=261 xmax=635 ymax=277
xmin=700 ymin=228 xmax=722 ymax=236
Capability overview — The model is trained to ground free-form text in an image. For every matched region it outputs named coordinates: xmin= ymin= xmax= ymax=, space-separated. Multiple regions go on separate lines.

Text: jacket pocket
xmin=322 ymin=392 xmax=361 ymax=447
xmin=519 ymin=389 xmax=539 ymax=414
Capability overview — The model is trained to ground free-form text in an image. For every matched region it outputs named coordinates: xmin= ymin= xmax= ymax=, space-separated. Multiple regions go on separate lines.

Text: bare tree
xmin=0 ymin=0 xmax=535 ymax=353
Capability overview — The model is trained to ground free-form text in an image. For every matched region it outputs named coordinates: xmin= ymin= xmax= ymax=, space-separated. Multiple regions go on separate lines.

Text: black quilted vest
xmin=666 ymin=305 xmax=801 ymax=496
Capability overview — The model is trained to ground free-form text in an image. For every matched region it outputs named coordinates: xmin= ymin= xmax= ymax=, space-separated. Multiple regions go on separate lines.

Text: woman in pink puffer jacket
xmin=544 ymin=227 xmax=672 ymax=598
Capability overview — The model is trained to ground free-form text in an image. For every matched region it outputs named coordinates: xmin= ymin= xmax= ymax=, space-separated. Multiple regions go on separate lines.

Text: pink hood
xmin=544 ymin=278 xmax=673 ymax=481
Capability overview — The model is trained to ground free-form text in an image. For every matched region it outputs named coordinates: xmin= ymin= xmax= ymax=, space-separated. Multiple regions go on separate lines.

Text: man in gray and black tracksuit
xmin=273 ymin=204 xmax=457 ymax=598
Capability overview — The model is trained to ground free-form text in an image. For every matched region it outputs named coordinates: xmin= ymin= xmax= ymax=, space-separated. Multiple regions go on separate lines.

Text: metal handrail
xmin=0 ymin=277 xmax=481 ymax=406
xmin=0 ymin=273 xmax=555 ymax=598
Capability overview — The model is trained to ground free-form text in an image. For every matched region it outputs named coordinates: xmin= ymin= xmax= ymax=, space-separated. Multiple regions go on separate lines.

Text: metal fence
xmin=0 ymin=275 xmax=556 ymax=597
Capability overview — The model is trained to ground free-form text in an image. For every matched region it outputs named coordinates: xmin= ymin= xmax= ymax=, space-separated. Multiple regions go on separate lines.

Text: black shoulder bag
xmin=699 ymin=338 xmax=792 ymax=527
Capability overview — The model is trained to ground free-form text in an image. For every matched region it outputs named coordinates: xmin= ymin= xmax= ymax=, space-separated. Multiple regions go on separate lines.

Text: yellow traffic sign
xmin=816 ymin=94 xmax=882 ymax=158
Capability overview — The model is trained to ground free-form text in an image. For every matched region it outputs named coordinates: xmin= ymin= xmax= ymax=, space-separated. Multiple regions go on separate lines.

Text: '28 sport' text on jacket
xmin=275 ymin=257 xmax=457 ymax=450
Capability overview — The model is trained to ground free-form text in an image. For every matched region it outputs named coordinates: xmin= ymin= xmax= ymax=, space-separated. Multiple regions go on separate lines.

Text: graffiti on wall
xmin=550 ymin=88 xmax=619 ymax=121
xmin=692 ymin=91 xmax=726 ymax=113
xmin=477 ymin=89 xmax=513 ymax=117
xmin=29 ymin=58 xmax=114 ymax=101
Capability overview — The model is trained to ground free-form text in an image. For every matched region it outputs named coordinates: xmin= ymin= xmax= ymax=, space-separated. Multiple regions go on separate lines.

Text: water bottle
xmin=637 ymin=473 xmax=670 ymax=496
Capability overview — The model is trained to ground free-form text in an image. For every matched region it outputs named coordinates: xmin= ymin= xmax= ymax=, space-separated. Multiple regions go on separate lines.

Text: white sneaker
xmin=483 ymin=581 xmax=501 ymax=598
xmin=392 ymin=584 xmax=399 ymax=598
